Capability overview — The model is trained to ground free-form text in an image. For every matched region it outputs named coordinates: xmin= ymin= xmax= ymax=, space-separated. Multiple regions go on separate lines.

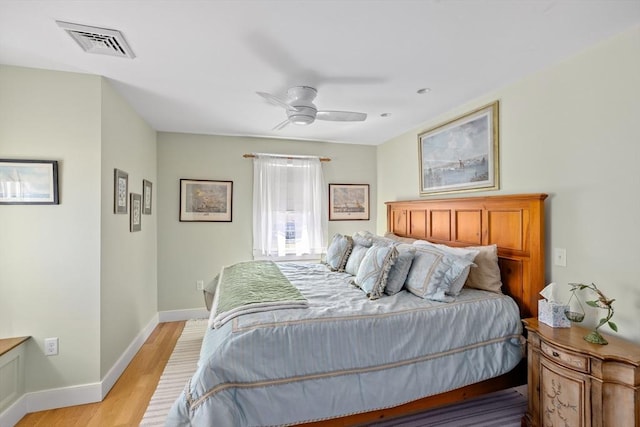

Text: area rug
xmin=140 ymin=319 xmax=527 ymax=426
xmin=370 ymin=386 xmax=527 ymax=426
xmin=140 ymin=319 xmax=208 ymax=426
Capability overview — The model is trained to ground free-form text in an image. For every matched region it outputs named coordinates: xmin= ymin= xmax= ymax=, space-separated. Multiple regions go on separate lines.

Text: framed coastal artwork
xmin=179 ymin=179 xmax=233 ymax=222
xmin=418 ymin=101 xmax=499 ymax=196
xmin=0 ymin=159 xmax=59 ymax=205
xmin=328 ymin=183 xmax=370 ymax=221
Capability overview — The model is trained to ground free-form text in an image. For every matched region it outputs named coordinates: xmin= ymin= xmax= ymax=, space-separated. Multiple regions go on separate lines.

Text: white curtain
xmin=253 ymin=155 xmax=327 ymax=259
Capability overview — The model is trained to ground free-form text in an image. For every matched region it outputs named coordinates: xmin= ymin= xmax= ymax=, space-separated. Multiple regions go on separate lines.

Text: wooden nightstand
xmin=522 ymin=318 xmax=640 ymax=427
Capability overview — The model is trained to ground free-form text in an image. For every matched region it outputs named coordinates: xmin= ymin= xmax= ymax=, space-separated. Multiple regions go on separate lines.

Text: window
xmin=252 ymin=155 xmax=327 ymax=260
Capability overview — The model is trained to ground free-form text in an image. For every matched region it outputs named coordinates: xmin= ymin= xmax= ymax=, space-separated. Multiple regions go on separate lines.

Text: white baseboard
xmin=101 ymin=313 xmax=159 ymax=398
xmin=158 ymin=308 xmax=209 ymax=322
xmin=27 ymin=382 xmax=103 ymax=413
xmin=0 ymin=313 xmax=160 ymax=426
xmin=0 ymin=381 xmax=103 ymax=427
xmin=1 ymin=396 xmax=26 ymax=427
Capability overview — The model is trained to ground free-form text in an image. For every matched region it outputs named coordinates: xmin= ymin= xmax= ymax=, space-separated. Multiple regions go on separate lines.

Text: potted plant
xmin=566 ymin=283 xmax=617 ymax=345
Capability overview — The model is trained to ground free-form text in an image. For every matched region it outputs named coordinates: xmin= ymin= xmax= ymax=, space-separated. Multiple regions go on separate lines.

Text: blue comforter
xmin=167 ymin=262 xmax=523 ymax=426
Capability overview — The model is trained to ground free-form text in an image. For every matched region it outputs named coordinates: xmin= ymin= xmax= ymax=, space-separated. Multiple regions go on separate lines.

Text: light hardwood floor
xmin=16 ymin=321 xmax=185 ymax=427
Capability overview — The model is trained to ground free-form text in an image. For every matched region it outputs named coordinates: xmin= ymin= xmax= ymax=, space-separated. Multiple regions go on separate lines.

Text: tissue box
xmin=538 ymin=299 xmax=571 ymax=328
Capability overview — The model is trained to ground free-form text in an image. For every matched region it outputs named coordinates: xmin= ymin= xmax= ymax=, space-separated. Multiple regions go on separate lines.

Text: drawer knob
xmin=552 ymin=351 xmax=560 ymax=357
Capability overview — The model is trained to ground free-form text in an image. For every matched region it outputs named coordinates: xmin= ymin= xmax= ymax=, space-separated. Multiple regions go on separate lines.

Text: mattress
xmin=167 ymin=262 xmax=524 ymax=427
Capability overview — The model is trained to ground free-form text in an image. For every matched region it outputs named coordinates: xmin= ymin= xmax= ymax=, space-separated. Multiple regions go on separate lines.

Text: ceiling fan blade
xmin=256 ymin=91 xmax=298 ymax=111
xmin=316 ymin=110 xmax=367 ymax=122
xmin=272 ymin=119 xmax=290 ymax=131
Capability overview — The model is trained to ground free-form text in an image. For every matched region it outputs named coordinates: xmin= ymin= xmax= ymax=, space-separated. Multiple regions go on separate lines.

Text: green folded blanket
xmin=209 ymin=260 xmax=308 ymax=328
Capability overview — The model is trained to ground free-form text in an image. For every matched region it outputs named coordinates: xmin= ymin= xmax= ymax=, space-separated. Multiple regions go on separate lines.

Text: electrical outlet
xmin=554 ymin=248 xmax=567 ymax=267
xmin=44 ymin=337 xmax=59 ymax=356
xmin=196 ymin=280 xmax=204 ymax=291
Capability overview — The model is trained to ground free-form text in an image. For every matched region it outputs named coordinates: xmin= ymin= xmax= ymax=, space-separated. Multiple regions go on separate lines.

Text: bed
xmin=168 ymin=193 xmax=547 ymax=426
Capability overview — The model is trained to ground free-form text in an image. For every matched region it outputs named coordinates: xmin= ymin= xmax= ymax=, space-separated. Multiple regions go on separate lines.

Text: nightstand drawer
xmin=540 ymin=340 xmax=589 ymax=373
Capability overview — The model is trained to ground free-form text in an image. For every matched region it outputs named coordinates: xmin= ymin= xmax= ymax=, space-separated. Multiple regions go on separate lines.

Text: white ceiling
xmin=1 ymin=1 xmax=639 ymax=145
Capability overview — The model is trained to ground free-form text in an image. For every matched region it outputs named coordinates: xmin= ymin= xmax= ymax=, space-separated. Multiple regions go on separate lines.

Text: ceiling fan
xmin=257 ymin=86 xmax=367 ymax=130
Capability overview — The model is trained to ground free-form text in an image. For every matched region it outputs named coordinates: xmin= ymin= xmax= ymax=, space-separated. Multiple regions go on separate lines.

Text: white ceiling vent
xmin=56 ymin=21 xmax=135 ymax=59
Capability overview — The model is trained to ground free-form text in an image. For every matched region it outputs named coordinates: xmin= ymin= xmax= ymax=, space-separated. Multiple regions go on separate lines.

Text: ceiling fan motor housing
xmin=287 ymin=86 xmax=318 ymax=125
xmin=287 ymin=105 xmax=317 ymax=125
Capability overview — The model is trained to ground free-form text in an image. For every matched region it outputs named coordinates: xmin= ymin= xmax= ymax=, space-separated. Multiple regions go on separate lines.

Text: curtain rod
xmin=243 ymin=153 xmax=331 ymax=162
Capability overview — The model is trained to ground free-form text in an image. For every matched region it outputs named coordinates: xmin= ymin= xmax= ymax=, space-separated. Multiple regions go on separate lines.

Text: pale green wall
xmin=157 ymin=133 xmax=377 ymax=311
xmin=0 ymin=65 xmax=158 ymax=396
xmin=377 ymin=26 xmax=640 ymax=343
xmin=100 ymin=80 xmax=158 ymax=376
xmin=0 ymin=66 xmax=102 ymax=389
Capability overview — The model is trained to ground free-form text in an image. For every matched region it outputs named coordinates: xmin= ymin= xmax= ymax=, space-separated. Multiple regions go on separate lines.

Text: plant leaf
xmin=608 ymin=321 xmax=618 ymax=332
xmin=585 ymin=300 xmax=599 ymax=308
xmin=596 ymin=318 xmax=608 ymax=328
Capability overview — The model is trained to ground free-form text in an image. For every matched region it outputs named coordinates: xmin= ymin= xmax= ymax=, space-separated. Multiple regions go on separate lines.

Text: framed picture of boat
xmin=418 ymin=101 xmax=499 ymax=196
xmin=328 ymin=183 xmax=369 ymax=221
xmin=179 ymin=179 xmax=233 ymax=222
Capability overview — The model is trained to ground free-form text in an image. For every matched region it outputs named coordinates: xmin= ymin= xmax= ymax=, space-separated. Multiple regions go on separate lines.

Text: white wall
xmin=0 ymin=65 xmax=102 ymax=389
xmin=157 ymin=133 xmax=377 ymax=311
xmin=377 ymin=26 xmax=640 ymax=344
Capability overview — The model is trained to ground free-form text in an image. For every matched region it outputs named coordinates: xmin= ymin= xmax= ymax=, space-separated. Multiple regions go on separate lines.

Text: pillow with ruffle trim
xmin=324 ymin=233 xmax=353 ymax=272
xmin=352 ymin=245 xmax=398 ymax=299
xmin=384 ymin=244 xmax=415 ymax=295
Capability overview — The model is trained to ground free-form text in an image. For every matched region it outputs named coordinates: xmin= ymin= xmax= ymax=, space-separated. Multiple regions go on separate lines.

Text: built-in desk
xmin=0 ymin=336 xmax=29 ymax=415
xmin=0 ymin=337 xmax=29 ymax=357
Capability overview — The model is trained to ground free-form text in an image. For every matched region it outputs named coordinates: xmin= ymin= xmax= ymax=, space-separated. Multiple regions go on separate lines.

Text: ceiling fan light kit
xmin=257 ymin=86 xmax=367 ymax=130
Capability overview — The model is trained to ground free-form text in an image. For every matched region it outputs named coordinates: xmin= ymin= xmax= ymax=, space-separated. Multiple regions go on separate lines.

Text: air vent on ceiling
xmin=56 ymin=21 xmax=135 ymax=59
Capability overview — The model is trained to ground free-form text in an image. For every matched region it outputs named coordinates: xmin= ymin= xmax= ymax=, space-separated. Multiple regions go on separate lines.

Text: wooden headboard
xmin=386 ymin=193 xmax=547 ymax=318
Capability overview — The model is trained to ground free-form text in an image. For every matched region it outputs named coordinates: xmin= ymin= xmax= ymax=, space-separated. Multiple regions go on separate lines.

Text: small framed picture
xmin=130 ymin=193 xmax=142 ymax=232
xmin=142 ymin=179 xmax=152 ymax=215
xmin=0 ymin=159 xmax=59 ymax=205
xmin=179 ymin=179 xmax=233 ymax=222
xmin=329 ymin=183 xmax=370 ymax=221
xmin=114 ymin=168 xmax=128 ymax=214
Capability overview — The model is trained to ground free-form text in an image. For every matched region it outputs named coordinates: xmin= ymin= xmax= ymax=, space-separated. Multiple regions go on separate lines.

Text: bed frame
xmin=302 ymin=193 xmax=547 ymax=426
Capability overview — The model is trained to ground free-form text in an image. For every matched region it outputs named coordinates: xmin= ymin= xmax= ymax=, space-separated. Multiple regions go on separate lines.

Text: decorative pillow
xmin=352 ymin=245 xmax=398 ymax=299
xmin=324 ymin=233 xmax=353 ymax=272
xmin=413 ymin=240 xmax=479 ymax=295
xmin=405 ymin=245 xmax=476 ymax=302
xmin=384 ymin=232 xmax=417 ymax=244
xmin=464 ymin=244 xmax=503 ymax=293
xmin=384 ymin=243 xmax=415 ymax=295
xmin=370 ymin=234 xmax=396 ymax=247
xmin=344 ymin=234 xmax=374 ymax=276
